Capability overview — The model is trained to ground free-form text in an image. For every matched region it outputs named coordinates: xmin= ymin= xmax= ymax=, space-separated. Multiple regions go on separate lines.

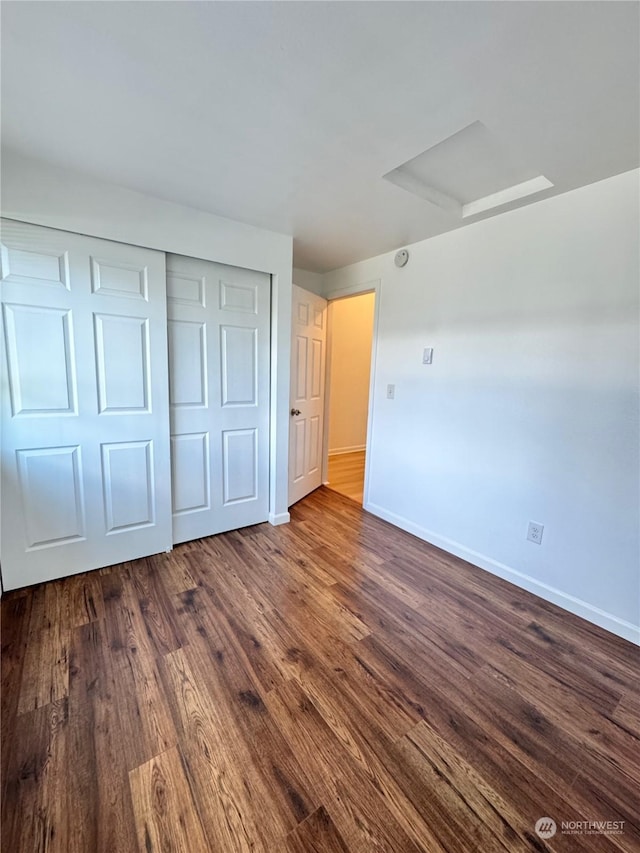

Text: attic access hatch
xmin=383 ymin=121 xmax=553 ymax=218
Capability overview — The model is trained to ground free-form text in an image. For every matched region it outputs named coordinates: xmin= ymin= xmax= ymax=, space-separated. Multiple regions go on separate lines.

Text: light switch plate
xmin=386 ymin=384 xmax=395 ymax=399
xmin=423 ymin=347 xmax=434 ymax=365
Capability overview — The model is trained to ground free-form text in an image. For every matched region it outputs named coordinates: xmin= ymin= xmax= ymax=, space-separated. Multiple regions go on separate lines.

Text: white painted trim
xmin=364 ymin=501 xmax=640 ymax=646
xmin=462 ymin=175 xmax=554 ymax=218
xmin=268 ymin=271 xmax=293 ymax=526
xmin=268 ymin=511 xmax=291 ymax=526
xmin=362 ymin=281 xmax=381 ymax=511
xmin=328 ymin=445 xmax=366 ymax=456
xmin=321 ymin=301 xmax=334 ymax=487
xmin=324 ymin=278 xmax=380 ymax=302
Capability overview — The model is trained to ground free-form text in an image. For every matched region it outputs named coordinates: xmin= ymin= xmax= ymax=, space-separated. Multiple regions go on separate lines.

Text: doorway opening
xmin=325 ymin=291 xmax=376 ymax=504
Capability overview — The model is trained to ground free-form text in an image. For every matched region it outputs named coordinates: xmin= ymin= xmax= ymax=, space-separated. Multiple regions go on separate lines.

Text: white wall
xmin=1 ymin=150 xmax=294 ymax=524
xmin=323 ymin=170 xmax=640 ymax=643
xmin=293 ymin=268 xmax=325 ymax=296
xmin=327 ymin=293 xmax=375 ymax=454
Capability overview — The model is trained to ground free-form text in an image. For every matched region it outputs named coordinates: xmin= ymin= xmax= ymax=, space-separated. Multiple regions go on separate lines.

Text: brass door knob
xmin=290 ymin=408 xmax=301 ymax=416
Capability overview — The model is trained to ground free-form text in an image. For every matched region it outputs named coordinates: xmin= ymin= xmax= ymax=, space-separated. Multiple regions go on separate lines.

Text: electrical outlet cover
xmin=527 ymin=521 xmax=544 ymax=544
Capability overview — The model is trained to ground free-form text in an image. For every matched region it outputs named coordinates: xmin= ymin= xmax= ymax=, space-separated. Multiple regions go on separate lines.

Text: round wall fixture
xmin=394 ymin=249 xmax=409 ymax=268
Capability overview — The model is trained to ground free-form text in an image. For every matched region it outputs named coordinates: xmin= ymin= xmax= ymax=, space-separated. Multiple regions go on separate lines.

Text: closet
xmin=0 ymin=219 xmax=271 ymax=590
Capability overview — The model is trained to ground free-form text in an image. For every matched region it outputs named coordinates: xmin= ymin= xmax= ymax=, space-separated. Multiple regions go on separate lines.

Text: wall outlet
xmin=386 ymin=384 xmax=395 ymax=399
xmin=527 ymin=521 xmax=544 ymax=544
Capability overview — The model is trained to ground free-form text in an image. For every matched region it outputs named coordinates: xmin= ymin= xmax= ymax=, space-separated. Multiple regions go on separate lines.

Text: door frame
xmin=322 ymin=278 xmax=381 ymax=508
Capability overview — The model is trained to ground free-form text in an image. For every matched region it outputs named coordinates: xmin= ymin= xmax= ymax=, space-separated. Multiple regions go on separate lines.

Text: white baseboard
xmin=328 ymin=445 xmax=366 ymax=457
xmin=268 ymin=511 xmax=290 ymax=526
xmin=364 ymin=501 xmax=640 ymax=646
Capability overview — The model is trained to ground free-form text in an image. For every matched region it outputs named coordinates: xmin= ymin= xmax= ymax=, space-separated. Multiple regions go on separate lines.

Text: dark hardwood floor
xmin=2 ymin=486 xmax=638 ymax=852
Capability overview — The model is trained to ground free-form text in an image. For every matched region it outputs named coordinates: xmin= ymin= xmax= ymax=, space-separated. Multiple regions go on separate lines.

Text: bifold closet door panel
xmin=0 ymin=219 xmax=172 ymax=590
xmin=166 ymin=254 xmax=270 ymax=543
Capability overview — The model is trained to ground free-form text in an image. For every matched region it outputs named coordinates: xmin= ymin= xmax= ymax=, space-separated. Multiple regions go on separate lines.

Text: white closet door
xmin=167 ymin=254 xmax=270 ymax=544
xmin=0 ymin=219 xmax=172 ymax=590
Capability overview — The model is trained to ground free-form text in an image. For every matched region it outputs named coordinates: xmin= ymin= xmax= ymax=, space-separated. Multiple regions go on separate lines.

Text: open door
xmin=288 ymin=285 xmax=327 ymax=506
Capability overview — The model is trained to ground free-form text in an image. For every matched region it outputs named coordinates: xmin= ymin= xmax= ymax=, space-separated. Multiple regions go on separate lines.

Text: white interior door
xmin=0 ymin=219 xmax=172 ymax=590
xmin=288 ymin=285 xmax=327 ymax=506
xmin=167 ymin=254 xmax=270 ymax=544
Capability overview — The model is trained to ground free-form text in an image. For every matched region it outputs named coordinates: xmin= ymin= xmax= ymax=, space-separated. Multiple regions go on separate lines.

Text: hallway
xmin=327 ymin=451 xmax=366 ymax=504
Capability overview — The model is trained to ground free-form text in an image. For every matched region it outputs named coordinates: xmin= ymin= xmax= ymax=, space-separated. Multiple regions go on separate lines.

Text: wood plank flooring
xmin=327 ymin=451 xmax=366 ymax=503
xmin=2 ymin=486 xmax=639 ymax=852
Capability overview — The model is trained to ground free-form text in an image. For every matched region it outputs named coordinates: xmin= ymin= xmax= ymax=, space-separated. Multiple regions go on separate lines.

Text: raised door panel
xmin=294 ymin=335 xmax=308 ymax=402
xmin=91 ymin=257 xmax=149 ymax=300
xmin=292 ymin=419 xmax=306 ymax=483
xmin=101 ymin=441 xmax=155 ymax=533
xmin=95 ymin=314 xmax=150 ymax=413
xmin=167 ymin=272 xmax=205 ymax=307
xmin=16 ymin=446 xmax=86 ymax=549
xmin=0 ymin=242 xmax=70 ymax=290
xmin=220 ymin=281 xmax=257 ymax=314
xmin=297 ymin=299 xmax=310 ymax=325
xmin=310 ymin=338 xmax=323 ymax=400
xmin=171 ymin=433 xmax=210 ymax=515
xmin=168 ymin=320 xmax=207 ymax=408
xmin=3 ymin=303 xmax=77 ymax=417
xmin=222 ymin=429 xmax=258 ymax=505
xmin=220 ymin=326 xmax=257 ymax=407
xmin=307 ymin=415 xmax=321 ymax=476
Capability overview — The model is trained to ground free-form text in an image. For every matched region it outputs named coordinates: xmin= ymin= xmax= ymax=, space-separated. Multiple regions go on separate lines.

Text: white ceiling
xmin=2 ymin=1 xmax=638 ymax=272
